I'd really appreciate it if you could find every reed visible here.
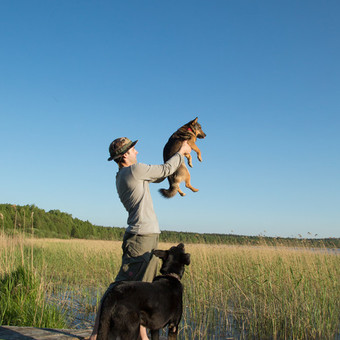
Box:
[1,233,339,339]
[0,213,4,234]
[0,233,68,328]
[182,244,340,339]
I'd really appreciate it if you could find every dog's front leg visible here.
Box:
[150,329,159,340]
[188,142,202,162]
[184,153,193,167]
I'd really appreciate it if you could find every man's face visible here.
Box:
[124,146,138,164]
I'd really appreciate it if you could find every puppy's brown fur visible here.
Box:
[159,117,206,198]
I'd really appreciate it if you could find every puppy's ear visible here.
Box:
[181,253,191,265]
[153,249,168,260]
[177,243,185,249]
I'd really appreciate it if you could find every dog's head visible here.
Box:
[153,243,190,279]
[188,117,206,139]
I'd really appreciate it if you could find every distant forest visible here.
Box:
[0,203,339,248]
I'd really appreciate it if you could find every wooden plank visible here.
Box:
[0,327,91,340]
[0,326,168,340]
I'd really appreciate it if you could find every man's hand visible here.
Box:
[178,141,192,155]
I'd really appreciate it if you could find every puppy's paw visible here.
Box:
[197,155,202,162]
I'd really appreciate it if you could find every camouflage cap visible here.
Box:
[107,137,138,161]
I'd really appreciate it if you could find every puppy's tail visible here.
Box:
[159,186,178,198]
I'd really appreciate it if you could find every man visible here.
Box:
[89,137,191,340]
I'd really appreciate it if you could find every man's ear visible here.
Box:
[153,249,168,260]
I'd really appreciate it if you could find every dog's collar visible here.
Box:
[166,273,181,281]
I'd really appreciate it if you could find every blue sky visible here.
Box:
[1,1,339,238]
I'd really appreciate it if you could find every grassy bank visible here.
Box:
[0,233,68,328]
[1,233,339,339]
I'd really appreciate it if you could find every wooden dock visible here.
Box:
[0,326,92,340]
[0,326,169,340]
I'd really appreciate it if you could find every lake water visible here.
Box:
[51,288,244,339]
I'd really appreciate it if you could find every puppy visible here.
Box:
[159,117,206,198]
[97,243,191,340]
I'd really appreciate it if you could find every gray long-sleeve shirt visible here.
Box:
[115,153,184,235]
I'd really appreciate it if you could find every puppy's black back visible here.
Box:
[163,134,187,162]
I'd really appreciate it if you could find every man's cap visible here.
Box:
[107,137,138,161]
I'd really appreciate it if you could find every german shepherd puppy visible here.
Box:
[97,243,190,340]
[159,117,206,198]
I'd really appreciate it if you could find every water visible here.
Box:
[49,287,243,339]
[50,284,340,340]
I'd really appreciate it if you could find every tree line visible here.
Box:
[0,203,339,248]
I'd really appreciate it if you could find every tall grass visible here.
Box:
[183,244,340,339]
[0,265,68,328]
[1,233,339,339]
[0,233,68,328]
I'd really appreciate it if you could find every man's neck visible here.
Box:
[119,161,136,169]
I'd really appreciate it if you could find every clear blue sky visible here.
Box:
[1,1,339,238]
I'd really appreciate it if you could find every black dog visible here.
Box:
[97,243,191,340]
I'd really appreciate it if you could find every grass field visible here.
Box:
[1,233,339,339]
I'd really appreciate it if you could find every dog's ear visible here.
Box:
[177,243,185,249]
[181,253,191,266]
[153,249,168,260]
[187,117,198,127]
